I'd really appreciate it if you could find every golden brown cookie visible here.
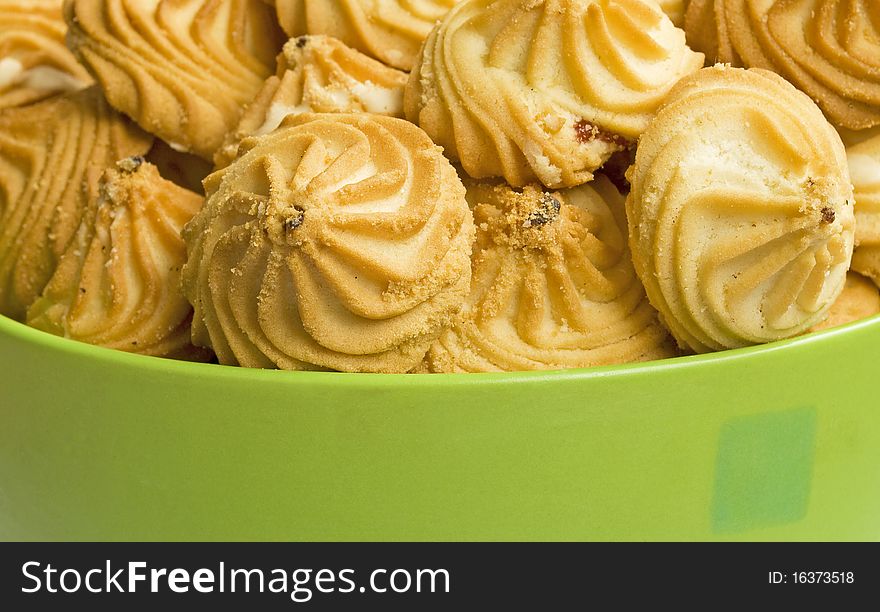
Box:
[406,0,704,188]
[64,0,286,160]
[810,271,880,332]
[627,66,854,353]
[275,0,461,71]
[27,159,212,361]
[845,128,880,286]
[0,0,91,109]
[422,176,677,373]
[683,0,880,131]
[0,87,153,320]
[216,35,408,167]
[181,113,474,373]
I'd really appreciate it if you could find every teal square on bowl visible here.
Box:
[711,407,817,535]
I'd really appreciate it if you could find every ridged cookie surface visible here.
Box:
[406,0,704,188]
[216,35,407,167]
[0,87,152,320]
[684,0,880,130]
[275,0,462,71]
[423,176,677,373]
[0,0,91,109]
[64,0,285,159]
[27,159,212,361]
[182,113,474,373]
[627,66,854,353]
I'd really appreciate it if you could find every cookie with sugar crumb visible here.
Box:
[0,86,153,320]
[27,159,213,362]
[215,35,407,168]
[182,113,474,373]
[422,175,677,373]
[406,0,703,189]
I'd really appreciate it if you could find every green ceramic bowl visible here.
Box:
[1,313,878,541]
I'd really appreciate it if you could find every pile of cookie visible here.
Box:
[0,0,877,373]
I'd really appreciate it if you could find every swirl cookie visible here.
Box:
[27,159,212,361]
[181,113,474,373]
[683,0,880,131]
[810,271,880,332]
[627,66,855,353]
[64,0,286,160]
[275,0,461,71]
[216,35,408,167]
[406,0,704,188]
[0,87,153,320]
[846,129,880,286]
[422,176,677,373]
[0,0,91,109]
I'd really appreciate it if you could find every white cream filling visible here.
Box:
[22,65,86,93]
[0,57,85,93]
[254,102,310,137]
[326,87,352,108]
[253,80,402,140]
[167,141,190,153]
[351,81,404,116]
[0,57,23,89]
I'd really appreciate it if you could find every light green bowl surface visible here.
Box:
[1,314,878,541]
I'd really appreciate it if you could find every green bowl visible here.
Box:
[1,313,878,541]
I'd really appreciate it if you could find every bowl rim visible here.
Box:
[2,313,878,389]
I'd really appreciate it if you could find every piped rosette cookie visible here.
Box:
[181,113,474,373]
[846,129,880,286]
[422,176,677,373]
[27,159,212,361]
[64,0,286,160]
[0,87,153,320]
[275,0,462,71]
[216,35,408,167]
[684,0,880,131]
[0,0,91,109]
[405,0,704,188]
[627,66,855,353]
